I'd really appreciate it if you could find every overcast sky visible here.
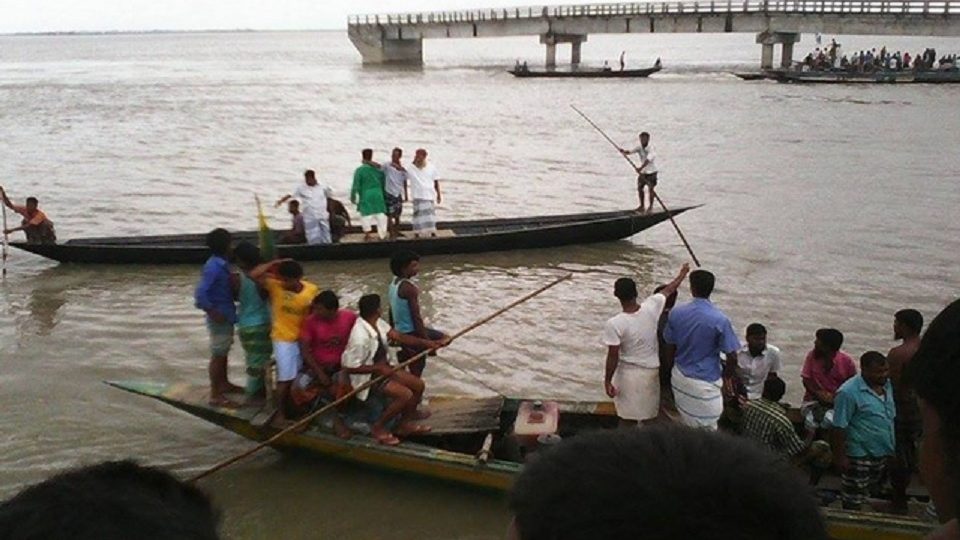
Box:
[3,1,578,33]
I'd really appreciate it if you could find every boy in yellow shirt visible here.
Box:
[251,259,318,425]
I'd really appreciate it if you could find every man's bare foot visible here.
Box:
[209,394,240,408]
[371,427,401,446]
[396,422,432,437]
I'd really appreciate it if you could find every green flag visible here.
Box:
[255,195,276,260]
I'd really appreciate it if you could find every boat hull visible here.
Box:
[10,208,692,264]
[508,66,661,78]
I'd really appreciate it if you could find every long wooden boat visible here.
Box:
[777,69,960,84]
[109,380,934,540]
[508,65,662,78]
[9,208,691,265]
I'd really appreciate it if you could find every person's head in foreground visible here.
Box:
[508,425,827,540]
[911,298,960,533]
[0,460,220,540]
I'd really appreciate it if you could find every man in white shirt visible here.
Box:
[381,147,408,239]
[619,132,659,214]
[276,169,334,245]
[735,323,783,400]
[603,263,690,426]
[406,148,442,238]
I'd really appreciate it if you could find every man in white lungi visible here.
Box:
[603,264,690,426]
[276,169,334,245]
[405,148,442,238]
[663,269,742,430]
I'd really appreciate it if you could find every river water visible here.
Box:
[0,30,958,538]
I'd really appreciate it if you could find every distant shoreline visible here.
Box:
[0,28,343,37]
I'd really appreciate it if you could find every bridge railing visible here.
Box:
[347,0,957,25]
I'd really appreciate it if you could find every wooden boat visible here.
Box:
[776,69,960,84]
[9,208,692,265]
[109,380,934,540]
[508,65,662,78]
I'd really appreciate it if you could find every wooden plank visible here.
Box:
[421,395,504,434]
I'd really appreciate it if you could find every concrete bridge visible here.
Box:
[348,1,960,68]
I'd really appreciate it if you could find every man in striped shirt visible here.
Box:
[742,377,809,459]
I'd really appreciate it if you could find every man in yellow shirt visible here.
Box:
[251,259,318,425]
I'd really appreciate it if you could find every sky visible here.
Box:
[3,0,577,34]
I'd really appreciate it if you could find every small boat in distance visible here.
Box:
[508,63,662,79]
[9,208,694,265]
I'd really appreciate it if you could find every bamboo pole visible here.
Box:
[188,273,572,483]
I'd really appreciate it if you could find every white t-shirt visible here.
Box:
[628,144,658,174]
[293,182,333,222]
[736,344,783,400]
[381,162,407,198]
[407,163,439,201]
[602,293,667,369]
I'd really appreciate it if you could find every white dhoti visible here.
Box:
[360,213,388,239]
[412,199,437,235]
[303,215,331,245]
[671,366,723,430]
[613,363,660,421]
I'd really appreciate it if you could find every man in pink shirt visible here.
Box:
[298,290,358,438]
[800,328,857,431]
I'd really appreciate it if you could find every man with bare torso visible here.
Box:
[888,308,924,514]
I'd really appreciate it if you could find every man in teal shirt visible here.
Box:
[832,351,896,510]
[351,148,388,241]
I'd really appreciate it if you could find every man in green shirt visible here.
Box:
[351,148,388,241]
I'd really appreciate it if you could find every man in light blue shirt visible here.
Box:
[832,351,896,511]
[663,269,741,429]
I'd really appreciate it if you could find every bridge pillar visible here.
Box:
[348,26,424,65]
[756,31,800,70]
[540,33,588,68]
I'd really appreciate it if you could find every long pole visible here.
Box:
[2,202,8,278]
[570,105,701,267]
[188,273,572,483]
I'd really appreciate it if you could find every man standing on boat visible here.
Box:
[406,149,442,238]
[832,351,896,512]
[618,132,658,213]
[887,309,923,514]
[0,186,56,244]
[603,264,689,426]
[276,169,333,245]
[381,147,408,239]
[735,323,783,401]
[663,270,741,430]
[351,149,388,242]
[389,250,447,379]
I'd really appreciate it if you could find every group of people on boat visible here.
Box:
[0,186,56,244]
[276,148,443,245]
[801,40,958,73]
[194,228,449,445]
[603,265,926,513]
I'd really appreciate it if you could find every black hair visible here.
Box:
[288,199,299,208]
[614,278,638,302]
[392,147,403,156]
[0,460,220,540]
[895,309,924,336]
[509,426,827,540]
[911,299,960,498]
[860,350,888,370]
[762,376,787,402]
[314,290,339,310]
[204,228,231,256]
[277,260,303,279]
[359,294,381,318]
[640,131,650,138]
[689,269,715,298]
[232,241,261,268]
[362,148,373,160]
[304,169,315,180]
[746,323,767,337]
[815,328,844,352]
[26,196,38,206]
[390,250,420,277]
